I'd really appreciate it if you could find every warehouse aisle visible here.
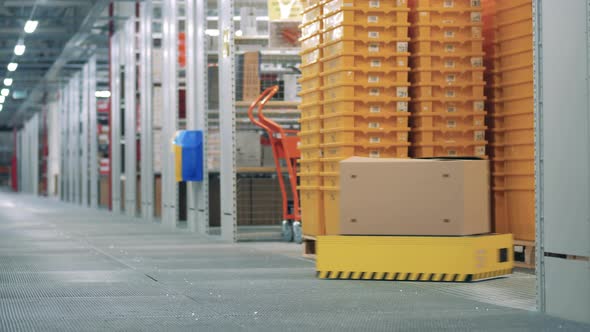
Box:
[0,191,588,332]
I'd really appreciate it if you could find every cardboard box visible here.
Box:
[340,157,491,236]
[242,52,261,101]
[237,132,262,166]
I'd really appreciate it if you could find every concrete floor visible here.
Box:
[0,191,588,331]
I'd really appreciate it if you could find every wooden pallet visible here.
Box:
[303,235,316,259]
[514,240,535,269]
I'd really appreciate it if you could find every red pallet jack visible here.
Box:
[248,86,302,243]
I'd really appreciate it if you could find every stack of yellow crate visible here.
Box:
[319,0,411,235]
[299,0,325,236]
[486,0,535,242]
[408,0,487,158]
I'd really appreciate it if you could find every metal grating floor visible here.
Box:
[0,192,588,331]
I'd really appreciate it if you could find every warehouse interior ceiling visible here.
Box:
[0,0,115,129]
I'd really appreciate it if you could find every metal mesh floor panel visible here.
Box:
[0,192,588,331]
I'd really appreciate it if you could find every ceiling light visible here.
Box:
[24,20,38,33]
[95,90,111,98]
[0,105,3,112]
[7,63,18,72]
[3,78,12,86]
[14,44,25,56]
[1,89,9,97]
[0,96,5,103]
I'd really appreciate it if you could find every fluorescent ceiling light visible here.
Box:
[24,20,38,33]
[7,63,18,72]
[1,89,9,97]
[95,90,111,98]
[3,78,13,86]
[0,96,5,103]
[0,105,3,112]
[14,44,26,56]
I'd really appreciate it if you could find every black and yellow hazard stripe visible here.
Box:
[471,268,513,281]
[317,268,513,283]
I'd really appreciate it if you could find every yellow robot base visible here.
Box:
[316,234,514,282]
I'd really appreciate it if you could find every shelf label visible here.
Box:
[369,150,381,158]
[397,42,408,52]
[471,12,482,22]
[370,59,382,68]
[474,131,485,141]
[474,101,485,111]
[368,122,380,129]
[368,31,380,39]
[368,75,380,83]
[370,105,381,113]
[370,137,381,143]
[444,0,454,8]
[447,120,457,128]
[368,15,379,23]
[369,43,380,52]
[397,101,409,112]
[369,88,380,96]
[370,0,380,8]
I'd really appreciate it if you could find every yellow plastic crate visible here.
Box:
[300,34,322,53]
[322,39,409,58]
[412,84,484,100]
[411,68,484,84]
[410,0,482,10]
[498,46,533,69]
[323,8,409,29]
[322,68,410,86]
[299,74,322,91]
[299,88,322,103]
[323,129,410,146]
[323,114,410,131]
[411,142,486,158]
[300,115,322,131]
[410,39,484,54]
[300,174,322,187]
[411,126,487,143]
[322,53,409,72]
[411,99,485,113]
[321,188,340,235]
[324,0,409,14]
[410,54,484,69]
[412,112,485,128]
[299,144,322,160]
[298,102,323,117]
[496,18,532,38]
[301,48,321,66]
[302,3,322,24]
[409,8,482,25]
[299,158,322,173]
[323,99,410,117]
[495,0,532,24]
[301,20,322,39]
[300,187,326,236]
[322,24,410,44]
[300,61,322,77]
[299,130,322,145]
[410,25,482,40]
[323,83,410,101]
[322,143,411,159]
[501,109,534,131]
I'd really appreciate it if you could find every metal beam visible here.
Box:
[186,0,209,234]
[139,0,154,220]
[124,17,136,217]
[161,0,178,228]
[2,0,92,7]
